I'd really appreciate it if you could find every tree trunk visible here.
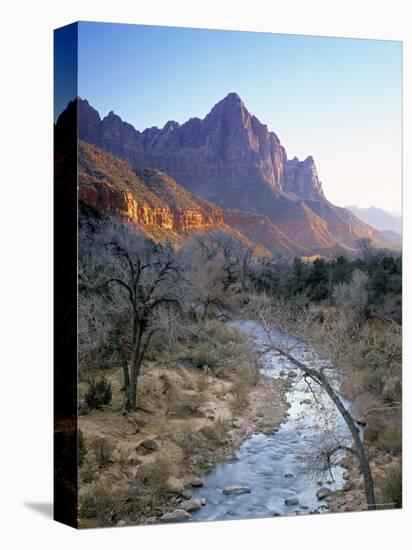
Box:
[127,325,144,411]
[120,353,130,405]
[319,374,376,510]
[128,350,143,411]
[276,347,376,510]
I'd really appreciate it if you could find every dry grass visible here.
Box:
[80,483,113,522]
[378,463,402,509]
[90,437,114,470]
[376,426,402,455]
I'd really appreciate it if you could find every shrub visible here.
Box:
[379,464,402,509]
[231,367,250,413]
[80,461,96,484]
[199,416,230,445]
[376,426,402,455]
[80,484,112,520]
[91,437,113,469]
[78,429,88,467]
[169,426,199,460]
[176,320,252,378]
[135,455,176,508]
[84,376,112,410]
[383,376,402,403]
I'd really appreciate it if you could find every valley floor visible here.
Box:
[78,353,288,527]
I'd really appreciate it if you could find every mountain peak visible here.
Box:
[74,95,326,207]
[222,92,243,103]
[210,92,246,115]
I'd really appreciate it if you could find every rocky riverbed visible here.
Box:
[79,318,390,527]
[186,320,358,522]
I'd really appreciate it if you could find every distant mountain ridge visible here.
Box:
[346,205,402,235]
[56,95,395,254]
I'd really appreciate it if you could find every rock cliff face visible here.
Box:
[77,93,324,207]
[61,94,387,252]
[76,140,225,236]
[283,156,324,199]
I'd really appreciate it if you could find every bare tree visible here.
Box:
[333,269,369,315]
[247,294,377,509]
[79,222,184,410]
[234,241,254,293]
[356,238,373,261]
[182,233,235,319]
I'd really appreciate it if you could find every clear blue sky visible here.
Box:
[72,22,401,212]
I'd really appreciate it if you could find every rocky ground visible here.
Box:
[328,448,401,514]
[78,359,288,527]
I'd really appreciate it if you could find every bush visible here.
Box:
[80,461,96,484]
[78,430,88,467]
[231,362,258,413]
[85,376,112,410]
[176,320,251,378]
[80,484,112,520]
[231,377,249,413]
[199,416,230,445]
[379,464,402,509]
[134,455,176,508]
[91,437,113,469]
[376,426,402,455]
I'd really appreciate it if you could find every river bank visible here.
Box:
[77,322,288,527]
[78,317,399,527]
[186,319,353,522]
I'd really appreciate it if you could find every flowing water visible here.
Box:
[190,319,355,522]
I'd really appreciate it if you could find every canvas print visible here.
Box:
[54,22,402,528]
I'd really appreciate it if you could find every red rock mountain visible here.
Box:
[76,140,232,243]
[58,94,390,253]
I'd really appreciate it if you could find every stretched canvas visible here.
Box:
[54,21,402,528]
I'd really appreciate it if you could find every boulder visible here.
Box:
[288,371,298,378]
[223,485,252,495]
[180,499,202,512]
[189,477,204,488]
[200,498,207,506]
[348,393,380,425]
[165,477,185,494]
[160,509,191,522]
[181,489,192,500]
[135,439,158,455]
[145,517,158,525]
[116,520,126,527]
[317,487,333,500]
[285,496,299,506]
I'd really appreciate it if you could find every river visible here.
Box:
[190,319,356,521]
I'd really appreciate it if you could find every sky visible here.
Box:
[57,22,402,212]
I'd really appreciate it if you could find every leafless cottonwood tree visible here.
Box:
[247,294,377,510]
[182,233,237,319]
[213,232,255,292]
[79,222,184,410]
[182,232,255,320]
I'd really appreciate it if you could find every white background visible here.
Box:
[0,0,410,548]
